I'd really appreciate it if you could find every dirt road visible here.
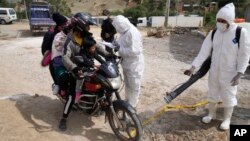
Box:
[0,22,250,141]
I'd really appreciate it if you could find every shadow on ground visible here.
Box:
[9,93,118,141]
[169,33,204,64]
[18,30,45,38]
[138,104,250,141]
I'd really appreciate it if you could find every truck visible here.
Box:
[28,0,55,34]
[0,8,17,24]
[137,17,147,27]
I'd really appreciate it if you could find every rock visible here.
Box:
[147,29,157,37]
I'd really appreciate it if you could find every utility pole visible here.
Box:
[24,0,28,20]
[164,0,170,28]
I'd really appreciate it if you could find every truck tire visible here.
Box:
[0,19,6,24]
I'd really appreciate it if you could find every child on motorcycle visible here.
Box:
[51,19,71,97]
[74,36,100,103]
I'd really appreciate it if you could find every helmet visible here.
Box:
[71,12,96,36]
[73,12,97,26]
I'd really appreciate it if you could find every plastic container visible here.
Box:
[234,18,245,23]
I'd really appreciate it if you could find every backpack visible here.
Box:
[211,26,242,48]
[211,26,250,64]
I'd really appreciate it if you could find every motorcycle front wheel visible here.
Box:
[107,100,143,141]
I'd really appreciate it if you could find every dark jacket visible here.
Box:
[78,49,103,69]
[41,26,60,55]
[62,33,111,71]
[101,18,116,42]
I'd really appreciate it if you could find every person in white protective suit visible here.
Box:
[184,3,250,130]
[112,15,145,108]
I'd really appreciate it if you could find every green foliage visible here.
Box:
[48,0,72,16]
[110,10,123,16]
[16,11,26,20]
[123,0,166,20]
[124,5,147,21]
[0,0,15,8]
[147,10,164,17]
[0,0,8,7]
[205,11,216,28]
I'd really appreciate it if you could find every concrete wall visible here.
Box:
[168,16,203,28]
[148,16,165,27]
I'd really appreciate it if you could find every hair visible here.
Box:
[102,9,110,16]
[83,36,96,49]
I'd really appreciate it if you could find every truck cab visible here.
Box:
[28,1,55,34]
[0,8,17,24]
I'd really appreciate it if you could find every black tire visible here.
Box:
[0,19,6,24]
[107,100,143,141]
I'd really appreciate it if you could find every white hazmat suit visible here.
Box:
[191,3,250,130]
[112,15,144,108]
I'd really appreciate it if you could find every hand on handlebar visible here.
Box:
[72,67,84,78]
[112,40,120,52]
[114,46,120,52]
[94,64,101,70]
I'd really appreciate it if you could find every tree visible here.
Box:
[124,5,147,21]
[0,0,8,7]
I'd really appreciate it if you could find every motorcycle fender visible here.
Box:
[112,100,136,114]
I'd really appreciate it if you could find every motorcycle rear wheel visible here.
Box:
[108,100,143,141]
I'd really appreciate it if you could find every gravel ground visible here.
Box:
[0,22,249,141]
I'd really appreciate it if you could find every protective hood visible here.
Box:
[112,15,131,34]
[216,3,235,25]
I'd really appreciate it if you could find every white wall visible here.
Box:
[149,16,165,27]
[168,16,203,28]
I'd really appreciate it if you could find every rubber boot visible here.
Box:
[219,107,234,130]
[202,102,217,123]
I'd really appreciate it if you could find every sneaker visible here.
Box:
[58,118,67,131]
[52,84,60,95]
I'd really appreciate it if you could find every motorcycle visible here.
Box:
[56,44,143,141]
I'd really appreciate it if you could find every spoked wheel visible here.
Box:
[108,100,143,141]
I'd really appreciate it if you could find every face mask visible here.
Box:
[216,22,228,32]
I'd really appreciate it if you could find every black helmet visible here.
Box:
[74,12,97,26]
[71,12,96,37]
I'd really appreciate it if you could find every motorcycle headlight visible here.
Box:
[108,77,122,90]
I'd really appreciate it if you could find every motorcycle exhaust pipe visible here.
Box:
[164,56,211,104]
